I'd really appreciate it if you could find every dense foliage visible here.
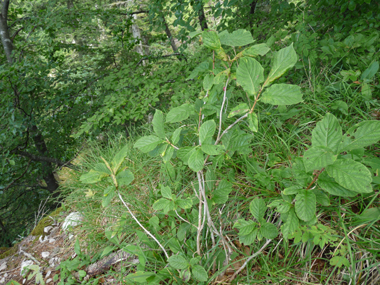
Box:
[1,0,379,283]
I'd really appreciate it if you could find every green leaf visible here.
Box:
[162,146,175,163]
[267,44,297,83]
[100,246,116,258]
[303,146,337,172]
[80,169,109,184]
[166,104,192,123]
[340,121,380,152]
[317,172,357,197]
[187,61,209,80]
[250,198,267,221]
[171,127,182,145]
[243,43,270,57]
[218,29,254,47]
[152,198,173,213]
[199,120,216,144]
[260,222,278,239]
[152,110,166,139]
[228,103,249,118]
[247,112,258,132]
[134,136,163,153]
[295,190,316,222]
[111,144,129,173]
[233,219,257,235]
[201,144,225,155]
[281,209,299,239]
[176,198,193,209]
[331,100,348,115]
[189,30,202,38]
[361,83,372,100]
[312,113,342,154]
[203,74,214,91]
[102,186,115,207]
[236,57,264,95]
[177,146,197,164]
[212,179,233,204]
[192,265,208,281]
[361,61,379,80]
[161,186,172,199]
[74,238,81,255]
[260,84,303,105]
[125,271,154,283]
[202,31,221,50]
[330,256,350,268]
[116,170,134,186]
[326,159,372,193]
[94,163,112,175]
[238,229,258,245]
[168,255,189,270]
[188,148,204,172]
[283,186,303,195]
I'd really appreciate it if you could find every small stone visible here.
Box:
[0,262,7,271]
[44,226,53,234]
[41,252,50,258]
[20,260,33,276]
[46,278,52,283]
[46,270,51,278]
[48,238,56,243]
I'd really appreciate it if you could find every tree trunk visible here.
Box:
[249,0,258,29]
[162,15,178,53]
[197,0,208,31]
[0,0,13,63]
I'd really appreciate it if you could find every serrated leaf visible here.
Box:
[268,199,291,213]
[176,198,193,209]
[202,31,221,50]
[192,265,208,281]
[152,110,166,139]
[233,219,257,235]
[218,29,254,47]
[267,44,297,83]
[250,198,267,221]
[303,146,337,172]
[312,113,342,153]
[261,84,303,105]
[236,57,264,95]
[94,163,112,175]
[243,43,270,57]
[187,61,209,80]
[171,127,182,145]
[295,190,316,222]
[177,146,197,164]
[152,198,173,213]
[116,170,134,186]
[188,148,204,172]
[111,144,129,173]
[317,172,357,197]
[189,30,202,38]
[203,73,214,91]
[201,144,225,155]
[326,159,372,193]
[199,120,216,144]
[260,222,279,239]
[100,246,116,258]
[283,186,303,195]
[330,256,350,268]
[281,209,299,239]
[166,104,192,123]
[238,229,258,245]
[168,255,189,270]
[102,188,115,207]
[134,136,163,153]
[161,186,172,199]
[340,121,380,152]
[228,103,249,118]
[162,146,175,163]
[247,112,258,132]
[80,169,109,184]
[361,61,379,80]
[212,179,233,204]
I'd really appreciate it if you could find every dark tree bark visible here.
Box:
[197,0,208,31]
[0,0,13,63]
[162,15,178,53]
[249,0,259,29]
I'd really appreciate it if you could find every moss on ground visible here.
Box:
[30,207,63,237]
[0,243,18,259]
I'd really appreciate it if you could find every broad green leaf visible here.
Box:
[281,209,299,239]
[152,110,165,139]
[295,190,316,222]
[201,144,225,155]
[233,219,257,235]
[238,229,258,245]
[218,29,254,47]
[236,57,264,95]
[250,198,267,221]
[94,163,112,175]
[260,84,303,105]
[361,82,372,100]
[317,172,357,197]
[192,265,208,282]
[162,146,175,163]
[212,179,233,204]
[340,121,380,152]
[228,103,249,118]
[125,271,154,283]
[361,61,379,80]
[312,113,342,154]
[111,144,129,173]
[202,31,221,50]
[102,187,115,207]
[260,222,279,239]
[199,120,216,144]
[134,135,163,153]
[243,43,270,57]
[100,246,117,258]
[326,159,372,193]
[80,169,108,184]
[203,73,214,91]
[187,61,209,80]
[152,198,173,213]
[313,189,330,206]
[168,255,189,270]
[189,30,202,38]
[330,256,350,268]
[266,44,297,83]
[176,198,193,209]
[116,170,134,186]
[303,146,337,172]
[161,186,172,199]
[177,146,197,164]
[171,127,182,145]
[166,104,192,123]
[247,112,258,132]
[331,100,348,115]
[188,148,204,172]
[283,185,303,195]
[268,199,291,213]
